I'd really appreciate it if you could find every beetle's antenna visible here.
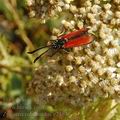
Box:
[33,48,51,63]
[27,45,50,54]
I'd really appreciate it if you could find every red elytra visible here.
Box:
[58,27,87,39]
[28,27,94,63]
[63,35,93,48]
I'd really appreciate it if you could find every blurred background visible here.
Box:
[0,0,51,119]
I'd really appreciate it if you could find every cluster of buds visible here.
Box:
[27,0,120,106]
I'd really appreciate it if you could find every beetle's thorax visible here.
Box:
[52,38,67,49]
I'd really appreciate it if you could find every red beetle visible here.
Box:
[28,28,94,63]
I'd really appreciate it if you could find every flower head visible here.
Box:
[27,0,120,106]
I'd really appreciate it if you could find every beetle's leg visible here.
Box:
[62,48,70,53]
[48,48,61,57]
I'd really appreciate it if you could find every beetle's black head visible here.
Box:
[52,38,67,49]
